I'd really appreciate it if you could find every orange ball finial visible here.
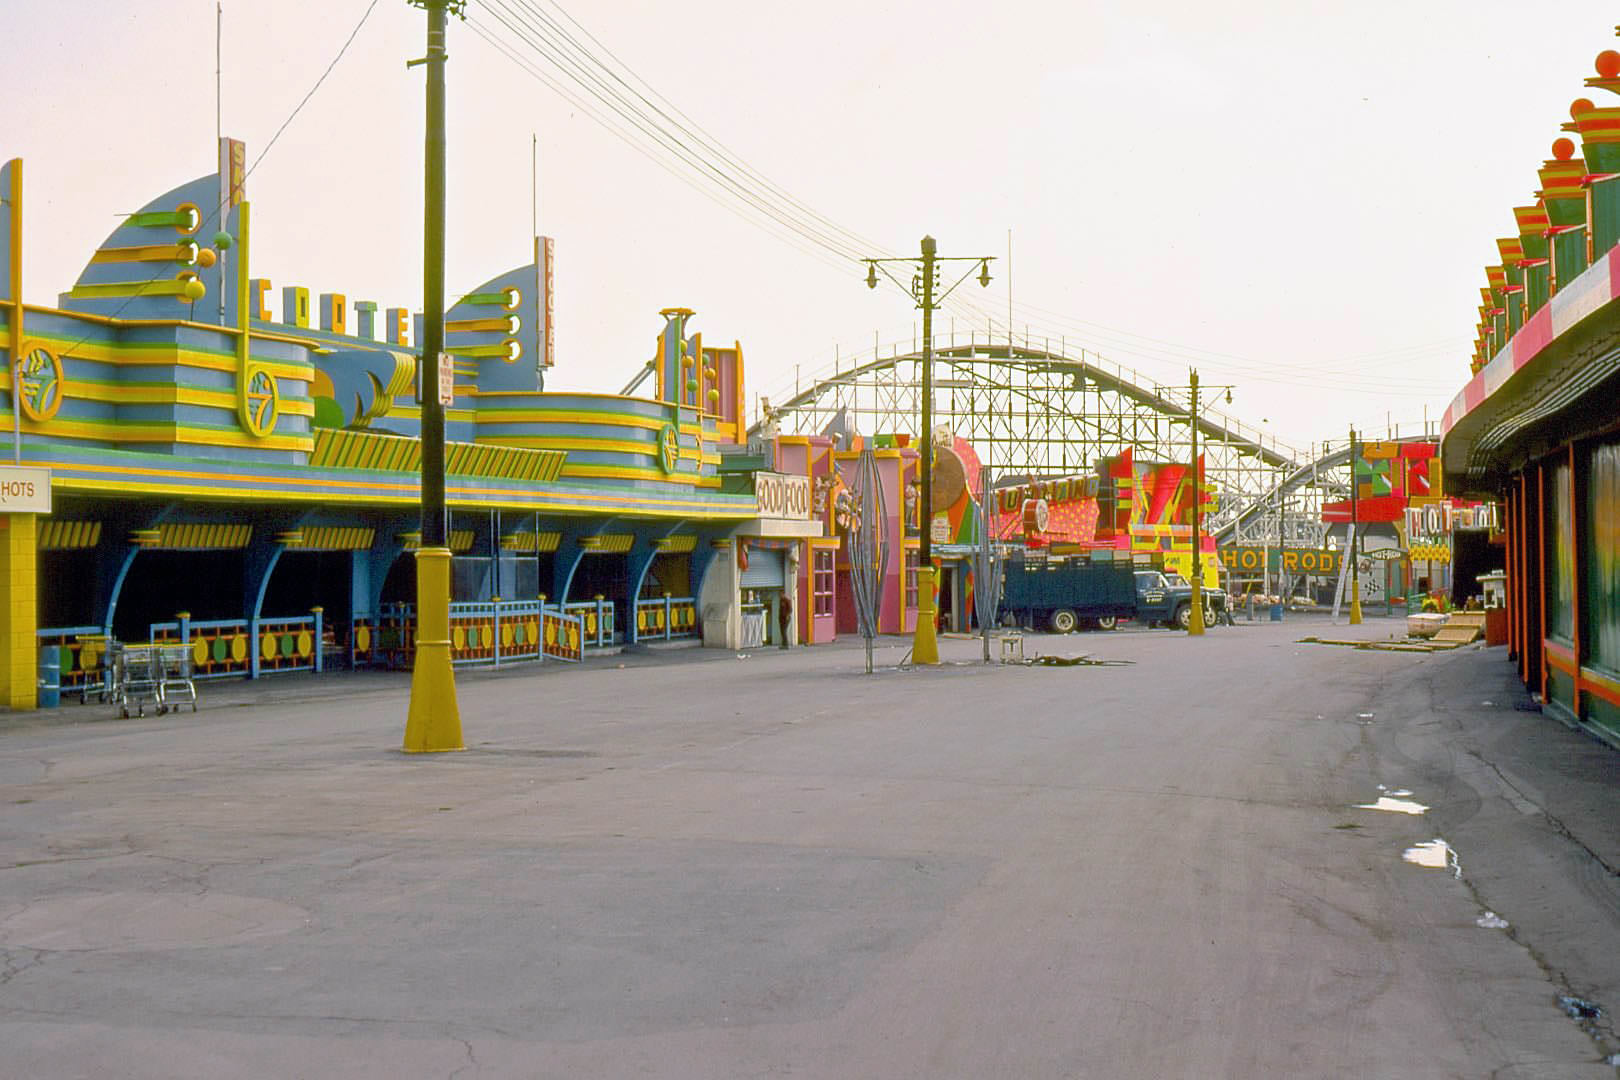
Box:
[1552,137,1576,161]
[1597,49,1620,78]
[1571,97,1596,120]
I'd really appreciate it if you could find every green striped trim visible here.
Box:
[126,209,197,229]
[309,428,565,483]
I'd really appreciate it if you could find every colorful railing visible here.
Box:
[35,625,114,696]
[361,600,585,667]
[562,598,615,649]
[633,595,699,642]
[542,606,584,662]
[149,611,323,678]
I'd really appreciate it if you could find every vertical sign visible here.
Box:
[437,353,454,407]
[541,235,556,368]
[218,137,246,211]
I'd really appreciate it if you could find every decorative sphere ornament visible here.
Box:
[685,378,699,394]
[213,230,233,250]
[1598,50,1620,79]
[182,278,207,301]
[1571,97,1596,120]
[196,248,217,268]
[706,388,720,404]
[1553,137,1576,161]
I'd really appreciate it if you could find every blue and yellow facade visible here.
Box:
[0,140,778,706]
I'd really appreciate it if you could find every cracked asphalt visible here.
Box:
[2,615,1618,1078]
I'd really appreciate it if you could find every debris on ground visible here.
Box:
[1558,995,1603,1020]
[1023,654,1136,668]
[1297,636,1458,653]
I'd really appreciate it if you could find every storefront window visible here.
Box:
[813,549,835,617]
[904,549,919,610]
[1586,440,1620,673]
[1547,460,1574,644]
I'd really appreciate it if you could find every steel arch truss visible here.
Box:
[752,341,1340,538]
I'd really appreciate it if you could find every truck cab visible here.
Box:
[1134,570,1227,629]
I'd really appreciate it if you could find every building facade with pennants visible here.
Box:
[1442,38,1620,748]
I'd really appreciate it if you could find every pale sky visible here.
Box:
[7,1,1619,451]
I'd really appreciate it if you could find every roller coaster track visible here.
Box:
[749,338,1333,534]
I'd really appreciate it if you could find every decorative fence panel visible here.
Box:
[543,607,584,662]
[449,603,498,666]
[634,596,699,642]
[495,601,544,663]
[562,599,615,649]
[149,618,256,680]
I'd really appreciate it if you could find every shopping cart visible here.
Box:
[76,634,116,704]
[111,642,198,717]
[112,643,162,718]
[156,643,197,713]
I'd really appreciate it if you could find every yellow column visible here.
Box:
[0,513,38,709]
[913,565,940,665]
[404,546,463,752]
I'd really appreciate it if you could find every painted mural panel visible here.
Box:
[1547,460,1575,644]
[1586,440,1620,675]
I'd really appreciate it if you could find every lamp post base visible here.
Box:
[912,565,940,666]
[1349,595,1364,626]
[404,546,464,753]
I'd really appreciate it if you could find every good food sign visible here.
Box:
[754,471,811,520]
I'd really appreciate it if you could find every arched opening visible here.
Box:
[379,552,417,607]
[39,550,98,629]
[260,550,354,660]
[111,550,245,642]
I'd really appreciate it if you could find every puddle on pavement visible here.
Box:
[1357,795,1430,815]
[1402,838,1461,877]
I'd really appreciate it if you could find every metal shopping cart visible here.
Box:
[76,634,116,704]
[155,643,197,713]
[112,643,162,718]
[110,642,197,717]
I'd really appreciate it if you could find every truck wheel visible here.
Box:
[1173,603,1191,630]
[1095,615,1118,631]
[1204,603,1219,628]
[1049,608,1078,634]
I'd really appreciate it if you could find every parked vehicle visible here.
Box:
[1135,570,1228,629]
[1000,553,1138,632]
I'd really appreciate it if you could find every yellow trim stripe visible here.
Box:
[579,533,634,554]
[38,520,103,550]
[39,459,755,517]
[501,530,562,553]
[289,526,376,551]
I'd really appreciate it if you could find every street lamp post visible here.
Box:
[864,237,993,665]
[1183,371,1234,635]
[1189,370,1205,635]
[403,0,465,752]
[1349,425,1363,625]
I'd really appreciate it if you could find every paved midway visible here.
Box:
[3,617,1618,1078]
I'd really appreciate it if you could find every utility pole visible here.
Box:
[403,0,465,752]
[1188,370,1205,635]
[1348,425,1363,626]
[864,237,993,665]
